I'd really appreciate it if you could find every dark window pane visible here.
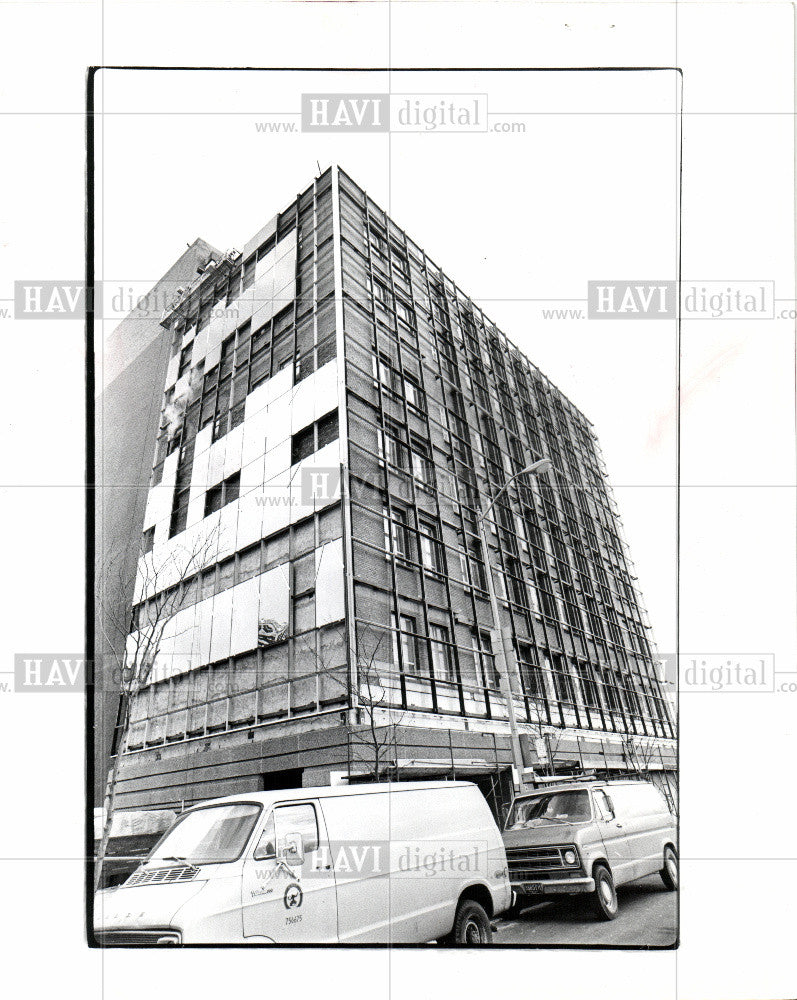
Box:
[292,425,315,465]
[316,410,339,449]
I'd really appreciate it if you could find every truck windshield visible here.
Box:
[148,803,261,865]
[506,790,591,829]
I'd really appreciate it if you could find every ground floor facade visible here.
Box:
[111,707,677,824]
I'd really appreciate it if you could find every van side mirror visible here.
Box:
[277,832,304,864]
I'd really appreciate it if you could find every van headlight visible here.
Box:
[563,850,577,866]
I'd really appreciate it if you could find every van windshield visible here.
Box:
[148,803,261,865]
[506,790,591,829]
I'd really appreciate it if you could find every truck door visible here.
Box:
[592,788,633,884]
[241,801,338,943]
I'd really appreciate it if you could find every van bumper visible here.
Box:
[512,876,595,896]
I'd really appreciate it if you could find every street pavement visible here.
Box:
[494,875,677,946]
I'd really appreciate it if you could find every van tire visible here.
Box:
[448,899,493,944]
[591,865,619,920]
[505,894,528,919]
[660,847,678,890]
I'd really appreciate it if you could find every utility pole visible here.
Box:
[475,458,553,795]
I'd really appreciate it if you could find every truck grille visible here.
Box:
[125,864,199,887]
[505,845,578,880]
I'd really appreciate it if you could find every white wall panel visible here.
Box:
[241,406,269,469]
[167,603,198,677]
[164,351,180,391]
[229,577,260,657]
[206,436,226,488]
[258,564,290,632]
[242,216,277,262]
[264,366,292,408]
[189,441,210,503]
[312,360,339,420]
[249,295,277,337]
[217,500,240,561]
[208,588,233,664]
[315,538,344,626]
[236,478,266,551]
[261,475,292,537]
[244,379,270,422]
[185,494,205,530]
[223,422,245,478]
[190,323,208,369]
[290,377,315,435]
[253,246,275,286]
[263,437,291,482]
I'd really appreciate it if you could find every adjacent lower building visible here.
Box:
[103,166,676,822]
[94,236,219,806]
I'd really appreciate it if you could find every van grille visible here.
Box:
[125,864,199,887]
[505,845,578,880]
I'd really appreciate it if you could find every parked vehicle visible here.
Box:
[502,779,677,920]
[94,781,511,945]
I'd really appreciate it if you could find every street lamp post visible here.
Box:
[475,459,553,794]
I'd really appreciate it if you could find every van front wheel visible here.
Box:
[660,847,678,890]
[448,899,493,944]
[591,865,619,920]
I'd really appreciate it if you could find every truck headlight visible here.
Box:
[563,850,577,865]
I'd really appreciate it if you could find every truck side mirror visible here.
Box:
[278,832,304,864]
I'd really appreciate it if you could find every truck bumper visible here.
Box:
[512,876,595,896]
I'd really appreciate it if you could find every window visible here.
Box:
[204,472,241,516]
[291,425,315,465]
[380,421,408,469]
[593,789,615,821]
[291,410,339,465]
[384,506,410,559]
[169,486,191,538]
[275,803,319,856]
[429,624,454,681]
[403,375,422,410]
[253,803,320,861]
[607,783,657,820]
[576,661,601,709]
[178,343,192,379]
[517,644,546,701]
[397,614,419,675]
[242,256,256,291]
[410,437,434,487]
[253,811,277,860]
[150,803,261,865]
[142,526,155,555]
[317,410,339,449]
[599,667,625,713]
[418,518,443,573]
[472,630,498,689]
[466,538,487,590]
[551,653,577,705]
[395,298,414,325]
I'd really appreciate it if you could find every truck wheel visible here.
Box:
[592,865,619,920]
[450,899,493,944]
[660,847,678,890]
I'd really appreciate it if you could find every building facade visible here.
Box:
[107,166,676,820]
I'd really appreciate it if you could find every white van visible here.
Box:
[94,781,511,945]
[503,779,677,920]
